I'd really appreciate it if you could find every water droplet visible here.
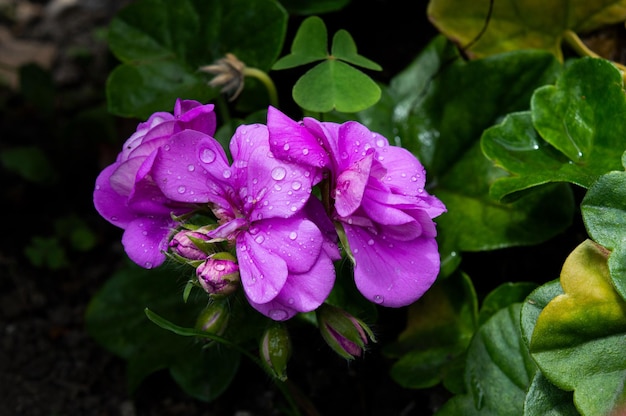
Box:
[110,216,118,221]
[373,295,384,304]
[269,309,288,320]
[200,148,216,164]
[288,298,294,305]
[142,231,148,236]
[223,169,232,179]
[271,166,286,181]
[289,231,297,240]
[290,206,297,212]
[215,263,225,271]
[145,262,153,269]
[376,138,385,147]
[163,144,171,151]
[353,248,359,254]
[177,185,186,194]
[283,143,290,150]
[255,235,265,244]
[291,181,302,191]
[302,148,309,155]
[367,239,374,246]
[341,151,348,159]
[187,164,195,172]
[410,176,418,182]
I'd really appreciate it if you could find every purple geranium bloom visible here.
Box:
[93,99,216,268]
[152,123,340,320]
[267,107,446,307]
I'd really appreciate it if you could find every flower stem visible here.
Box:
[562,30,626,75]
[243,67,279,108]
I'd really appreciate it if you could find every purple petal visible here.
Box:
[303,197,341,260]
[336,121,387,170]
[334,152,373,217]
[267,106,329,173]
[247,297,297,321]
[174,99,217,135]
[93,164,135,228]
[247,216,323,274]
[273,249,336,312]
[236,232,288,304]
[375,146,428,195]
[344,223,440,307]
[152,130,231,205]
[122,217,174,269]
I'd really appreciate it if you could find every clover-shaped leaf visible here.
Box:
[529,240,626,416]
[582,163,626,301]
[427,0,626,60]
[482,58,626,202]
[435,303,537,415]
[273,16,381,113]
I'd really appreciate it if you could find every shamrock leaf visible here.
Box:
[482,57,626,202]
[273,16,382,113]
[528,240,626,416]
[427,0,626,60]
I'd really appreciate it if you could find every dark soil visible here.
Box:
[0,1,621,415]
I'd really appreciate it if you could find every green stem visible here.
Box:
[144,308,304,415]
[562,30,626,74]
[243,67,279,108]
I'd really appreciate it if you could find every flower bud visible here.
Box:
[169,229,212,261]
[260,324,291,381]
[196,252,240,297]
[195,300,229,338]
[316,303,376,360]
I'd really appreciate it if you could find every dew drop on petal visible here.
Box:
[289,231,297,240]
[145,262,153,269]
[255,235,265,244]
[223,169,232,179]
[367,239,374,246]
[269,309,288,320]
[302,148,309,155]
[187,164,195,172]
[376,139,385,147]
[177,185,186,194]
[283,143,290,151]
[200,148,216,164]
[373,295,384,304]
[291,181,302,191]
[215,263,226,271]
[271,166,287,181]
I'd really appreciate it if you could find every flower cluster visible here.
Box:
[94,99,446,321]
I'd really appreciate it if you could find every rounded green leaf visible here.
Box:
[436,304,537,415]
[582,169,626,300]
[530,240,626,416]
[331,30,382,71]
[292,60,381,113]
[479,282,538,326]
[427,0,626,60]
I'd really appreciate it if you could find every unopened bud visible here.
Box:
[316,303,376,360]
[195,300,229,338]
[169,229,212,261]
[196,252,240,297]
[260,324,291,381]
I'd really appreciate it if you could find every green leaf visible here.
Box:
[435,304,538,415]
[85,262,241,400]
[278,0,350,15]
[478,282,538,326]
[427,0,626,60]
[482,58,626,201]
[272,16,328,70]
[331,30,382,71]
[107,0,287,118]
[581,168,626,301]
[292,60,381,113]
[384,37,571,253]
[386,271,478,392]
[529,240,626,416]
[525,372,579,416]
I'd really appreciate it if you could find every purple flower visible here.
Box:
[196,253,240,296]
[267,107,446,307]
[152,123,340,320]
[93,99,217,269]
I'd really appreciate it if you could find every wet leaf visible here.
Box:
[482,58,626,202]
[427,0,626,60]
